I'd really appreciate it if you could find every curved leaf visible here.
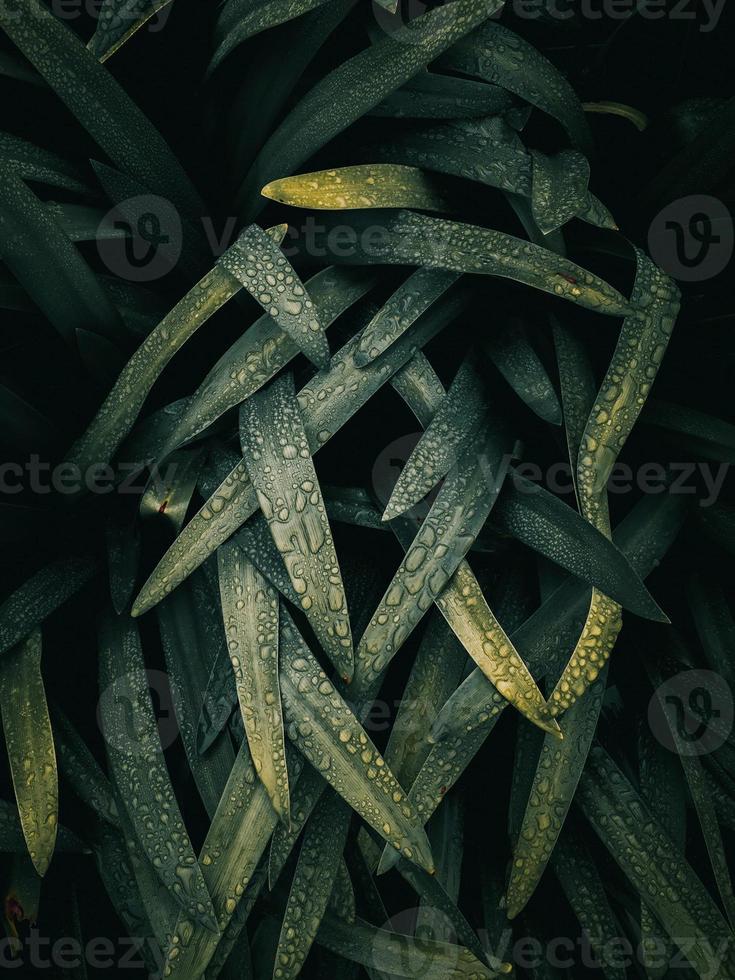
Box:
[484,318,562,424]
[370,70,513,120]
[87,0,174,62]
[0,0,204,219]
[389,353,558,737]
[492,473,667,620]
[163,744,303,978]
[66,225,287,477]
[314,913,506,978]
[210,0,329,73]
[302,211,633,316]
[0,131,89,191]
[549,250,680,714]
[0,555,97,657]
[358,438,508,687]
[438,20,594,156]
[551,832,626,980]
[577,745,735,979]
[0,172,124,346]
[0,631,57,876]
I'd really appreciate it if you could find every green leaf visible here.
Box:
[484,318,562,424]
[638,723,687,979]
[268,763,327,889]
[395,492,687,886]
[219,223,331,369]
[382,351,487,520]
[0,630,58,876]
[696,502,735,557]
[577,744,735,978]
[0,555,97,657]
[238,0,505,216]
[87,0,175,63]
[274,791,352,979]
[217,543,290,822]
[66,225,286,477]
[0,131,90,191]
[367,115,533,199]
[239,372,354,681]
[164,744,304,978]
[0,0,203,219]
[0,797,83,855]
[387,352,558,737]
[156,574,236,819]
[89,819,157,951]
[279,608,435,874]
[0,172,124,346]
[97,611,219,932]
[91,159,210,283]
[438,21,594,157]
[688,572,735,689]
[140,446,204,535]
[314,913,507,978]
[551,315,597,503]
[210,0,330,73]
[367,118,613,233]
[505,666,609,920]
[646,646,735,929]
[551,831,626,980]
[357,437,508,687]
[52,704,119,827]
[131,288,468,617]
[302,211,633,316]
[530,149,593,235]
[109,779,180,949]
[383,610,469,795]
[163,266,375,456]
[369,70,513,119]
[226,0,355,176]
[356,268,460,368]
[549,250,680,715]
[492,473,667,620]
[397,856,493,972]
[641,398,735,465]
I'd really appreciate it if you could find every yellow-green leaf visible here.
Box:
[262,164,450,212]
[0,631,57,877]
